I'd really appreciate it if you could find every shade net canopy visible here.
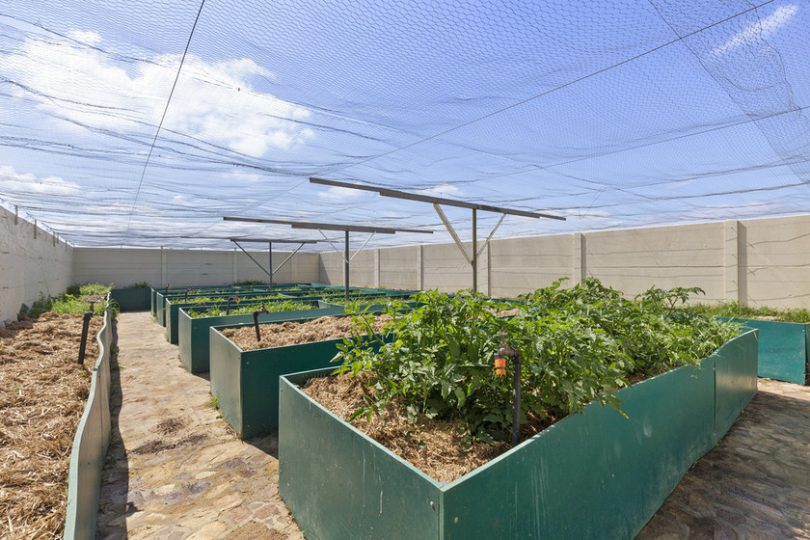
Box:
[0,0,809,249]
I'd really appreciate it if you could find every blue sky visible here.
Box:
[1,0,809,249]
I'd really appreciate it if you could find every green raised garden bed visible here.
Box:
[278,330,758,540]
[111,286,151,312]
[209,319,387,438]
[723,317,809,385]
[164,293,299,344]
[178,301,345,374]
[157,288,282,327]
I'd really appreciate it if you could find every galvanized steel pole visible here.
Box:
[268,241,273,286]
[472,208,478,292]
[344,230,350,301]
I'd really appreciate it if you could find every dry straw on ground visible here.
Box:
[0,313,102,539]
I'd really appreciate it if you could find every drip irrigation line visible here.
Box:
[124,0,207,237]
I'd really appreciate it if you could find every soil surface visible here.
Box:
[303,374,507,483]
[222,315,389,351]
[96,312,302,539]
[0,312,103,539]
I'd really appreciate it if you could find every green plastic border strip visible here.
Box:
[63,295,117,540]
[111,286,150,312]
[720,317,808,385]
[279,330,758,539]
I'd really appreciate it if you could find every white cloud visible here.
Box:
[317,185,369,201]
[3,31,314,157]
[0,165,81,196]
[711,4,798,56]
[66,30,103,45]
[419,183,462,197]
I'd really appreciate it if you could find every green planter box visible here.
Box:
[164,293,301,344]
[111,287,151,312]
[725,317,809,385]
[278,331,758,540]
[159,288,285,329]
[209,319,385,439]
[178,302,345,374]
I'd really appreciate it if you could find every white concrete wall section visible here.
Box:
[73,247,321,288]
[0,206,73,321]
[314,215,810,309]
[584,222,725,303]
[73,248,162,287]
[489,235,573,297]
[743,215,810,309]
[379,246,421,290]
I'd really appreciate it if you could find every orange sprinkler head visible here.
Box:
[494,356,507,376]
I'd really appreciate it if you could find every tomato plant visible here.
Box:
[333,279,739,442]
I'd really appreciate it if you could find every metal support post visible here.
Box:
[344,230,350,301]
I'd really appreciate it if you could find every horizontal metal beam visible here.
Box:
[228,238,320,244]
[310,177,566,220]
[181,235,320,244]
[222,216,433,235]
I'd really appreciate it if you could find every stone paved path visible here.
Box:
[640,379,810,539]
[96,312,303,539]
[97,312,810,539]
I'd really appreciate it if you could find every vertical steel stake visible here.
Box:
[77,311,92,365]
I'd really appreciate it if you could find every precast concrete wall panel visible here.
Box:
[0,207,73,321]
[585,222,725,302]
[743,215,810,309]
[379,245,421,290]
[489,235,573,297]
[73,248,161,288]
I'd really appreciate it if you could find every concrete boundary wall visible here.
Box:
[0,206,74,321]
[317,215,810,309]
[73,248,320,288]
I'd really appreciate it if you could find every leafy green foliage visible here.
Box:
[66,283,111,296]
[175,292,287,305]
[189,300,316,318]
[686,301,810,323]
[50,294,107,315]
[333,279,740,442]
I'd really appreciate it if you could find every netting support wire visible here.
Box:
[433,204,507,292]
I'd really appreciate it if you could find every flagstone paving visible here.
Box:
[96,312,302,539]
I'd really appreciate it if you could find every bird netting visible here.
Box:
[0,0,808,250]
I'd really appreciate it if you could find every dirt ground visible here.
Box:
[222,314,388,351]
[0,312,103,539]
[95,312,302,539]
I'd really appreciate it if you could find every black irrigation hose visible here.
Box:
[253,304,269,341]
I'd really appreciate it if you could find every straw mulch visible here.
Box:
[223,315,389,351]
[0,313,102,539]
[303,374,508,483]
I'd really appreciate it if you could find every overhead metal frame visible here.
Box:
[222,216,433,299]
[309,177,566,292]
[180,235,320,285]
